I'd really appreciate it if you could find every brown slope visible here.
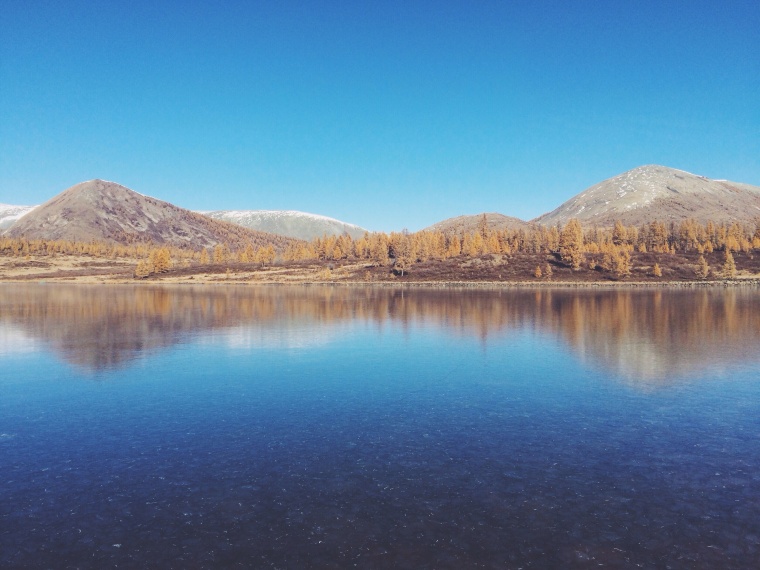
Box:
[5,179,297,250]
[533,165,760,228]
[423,212,530,234]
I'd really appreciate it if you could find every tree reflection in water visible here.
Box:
[1,284,758,385]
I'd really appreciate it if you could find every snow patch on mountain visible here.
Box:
[0,204,38,230]
[201,209,369,241]
[207,209,361,227]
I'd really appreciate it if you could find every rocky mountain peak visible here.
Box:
[533,165,760,228]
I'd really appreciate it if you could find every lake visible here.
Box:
[1,284,759,569]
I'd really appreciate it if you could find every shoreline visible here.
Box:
[2,251,759,289]
[2,276,759,289]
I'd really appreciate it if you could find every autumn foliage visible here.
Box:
[2,215,760,281]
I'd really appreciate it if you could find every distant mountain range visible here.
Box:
[3,166,759,247]
[424,165,760,232]
[201,210,368,241]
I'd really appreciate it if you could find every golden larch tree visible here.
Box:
[723,249,737,279]
[559,219,584,270]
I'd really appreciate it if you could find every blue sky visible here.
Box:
[1,1,758,231]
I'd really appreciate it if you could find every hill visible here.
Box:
[4,179,296,250]
[202,210,368,241]
[424,212,530,234]
[0,204,37,230]
[534,165,760,228]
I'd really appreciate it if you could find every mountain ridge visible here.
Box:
[4,179,296,250]
[532,165,760,228]
[3,165,759,244]
[202,209,368,241]
[423,212,530,234]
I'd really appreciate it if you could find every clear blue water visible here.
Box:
[1,284,760,568]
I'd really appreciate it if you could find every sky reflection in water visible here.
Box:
[1,284,759,568]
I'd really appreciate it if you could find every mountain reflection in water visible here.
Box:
[1,284,758,385]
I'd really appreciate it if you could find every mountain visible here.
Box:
[534,165,760,228]
[202,210,368,241]
[0,204,37,230]
[424,212,530,234]
[4,179,296,250]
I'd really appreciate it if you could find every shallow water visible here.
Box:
[1,284,759,568]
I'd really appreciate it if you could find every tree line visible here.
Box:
[2,215,759,279]
[282,216,759,278]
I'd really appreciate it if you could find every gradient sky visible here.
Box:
[1,0,758,231]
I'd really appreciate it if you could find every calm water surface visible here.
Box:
[1,284,759,569]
